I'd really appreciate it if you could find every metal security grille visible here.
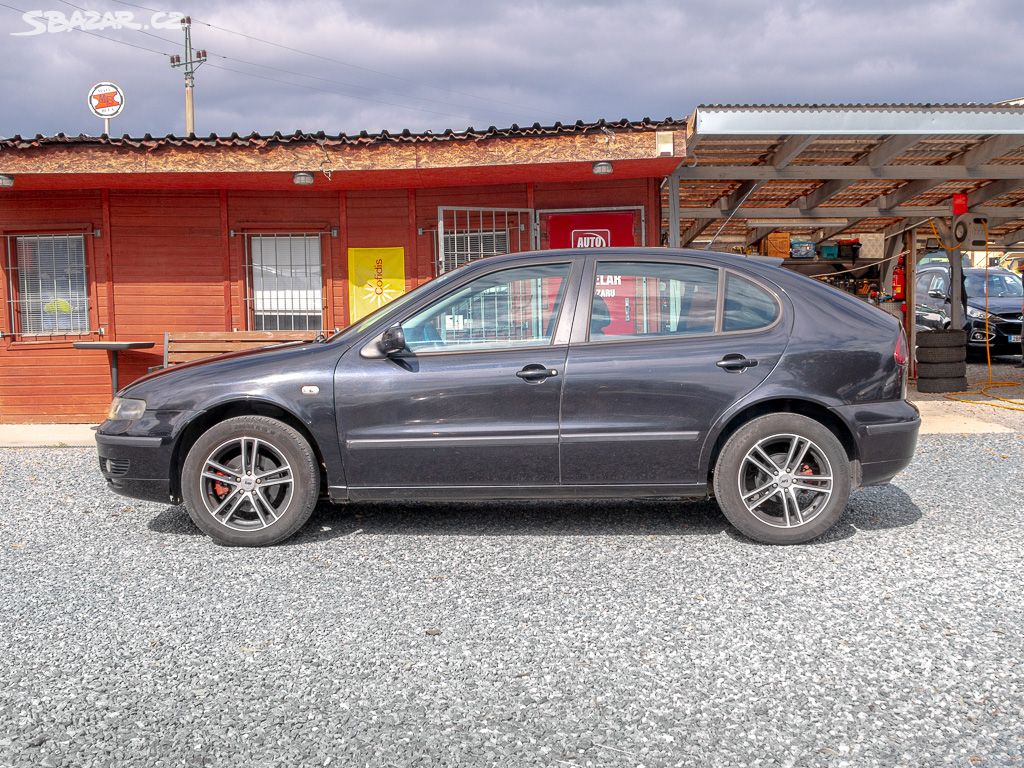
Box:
[4,234,90,337]
[436,207,535,274]
[244,233,324,331]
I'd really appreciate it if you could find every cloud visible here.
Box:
[0,0,1021,137]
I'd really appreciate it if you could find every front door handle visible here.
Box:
[516,364,559,382]
[716,354,758,372]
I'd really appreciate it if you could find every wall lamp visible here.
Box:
[292,171,315,186]
[592,161,614,176]
[0,174,14,188]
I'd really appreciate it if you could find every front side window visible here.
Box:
[247,234,323,331]
[928,274,948,296]
[589,262,719,340]
[6,234,90,336]
[402,263,570,353]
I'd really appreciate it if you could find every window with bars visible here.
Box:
[4,234,90,337]
[440,231,510,273]
[245,234,324,331]
[436,207,534,274]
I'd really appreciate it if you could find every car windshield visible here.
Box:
[964,273,1023,299]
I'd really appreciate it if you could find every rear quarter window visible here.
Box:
[723,273,780,332]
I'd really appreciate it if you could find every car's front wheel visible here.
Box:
[181,415,320,546]
[712,413,851,544]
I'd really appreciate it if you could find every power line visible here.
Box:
[2,1,481,123]
[105,0,562,119]
[44,0,531,123]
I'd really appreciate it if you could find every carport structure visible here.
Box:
[665,103,1024,251]
[662,103,1024,355]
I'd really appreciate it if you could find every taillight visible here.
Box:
[894,330,909,367]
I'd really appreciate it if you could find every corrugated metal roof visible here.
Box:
[696,103,1024,112]
[0,117,684,151]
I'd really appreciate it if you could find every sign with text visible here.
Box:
[545,211,638,334]
[348,247,406,322]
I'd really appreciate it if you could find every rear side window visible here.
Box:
[722,273,780,332]
[590,262,719,340]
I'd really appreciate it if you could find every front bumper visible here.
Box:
[966,318,1022,355]
[831,400,921,487]
[96,411,191,504]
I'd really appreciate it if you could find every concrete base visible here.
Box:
[913,400,1013,435]
[0,423,98,447]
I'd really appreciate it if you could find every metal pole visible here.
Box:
[170,16,205,135]
[667,169,681,248]
[103,117,110,135]
[185,80,195,135]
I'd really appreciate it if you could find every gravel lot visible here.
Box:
[1,434,1022,767]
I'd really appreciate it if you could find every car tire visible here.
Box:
[916,330,967,348]
[712,413,851,545]
[917,361,968,378]
[181,415,320,546]
[915,346,966,364]
[916,376,969,393]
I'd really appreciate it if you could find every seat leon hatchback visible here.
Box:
[95,248,920,546]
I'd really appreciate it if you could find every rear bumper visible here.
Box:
[832,400,921,487]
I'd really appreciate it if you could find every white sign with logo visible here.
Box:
[87,82,125,119]
[87,81,125,135]
[572,229,610,248]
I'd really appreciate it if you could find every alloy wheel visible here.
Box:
[737,433,834,529]
[198,436,294,531]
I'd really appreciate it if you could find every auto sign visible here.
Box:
[87,82,125,119]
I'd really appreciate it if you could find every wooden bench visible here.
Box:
[160,330,320,368]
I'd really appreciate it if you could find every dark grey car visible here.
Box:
[95,248,920,546]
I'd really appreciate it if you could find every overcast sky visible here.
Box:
[0,0,1020,137]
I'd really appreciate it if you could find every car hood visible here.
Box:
[966,296,1023,316]
[119,340,346,410]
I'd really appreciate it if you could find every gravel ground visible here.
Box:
[1,436,1022,768]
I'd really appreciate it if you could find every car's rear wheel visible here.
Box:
[712,414,851,544]
[181,415,319,546]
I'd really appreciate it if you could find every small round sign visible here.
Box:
[87,82,125,119]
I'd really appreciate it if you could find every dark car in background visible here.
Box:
[916,265,1024,357]
[94,248,919,547]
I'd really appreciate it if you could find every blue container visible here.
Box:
[790,240,816,259]
[819,243,839,260]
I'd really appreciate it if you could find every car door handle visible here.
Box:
[716,354,758,372]
[516,365,559,382]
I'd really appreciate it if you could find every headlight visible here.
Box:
[107,397,147,421]
[965,306,1000,322]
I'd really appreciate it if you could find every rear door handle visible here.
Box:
[516,364,559,382]
[717,354,758,372]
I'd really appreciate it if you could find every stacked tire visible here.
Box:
[916,330,968,393]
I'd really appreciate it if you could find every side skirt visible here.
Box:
[329,483,710,503]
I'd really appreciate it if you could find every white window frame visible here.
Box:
[243,232,326,331]
[4,233,92,338]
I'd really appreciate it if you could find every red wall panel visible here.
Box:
[0,177,658,423]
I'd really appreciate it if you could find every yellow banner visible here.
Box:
[347,246,406,322]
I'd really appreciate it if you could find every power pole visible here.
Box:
[169,16,207,135]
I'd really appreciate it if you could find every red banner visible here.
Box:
[545,211,637,335]
[545,211,636,250]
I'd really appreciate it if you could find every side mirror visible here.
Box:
[928,289,946,299]
[377,324,407,356]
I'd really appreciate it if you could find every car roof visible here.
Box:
[918,264,1017,275]
[462,247,784,271]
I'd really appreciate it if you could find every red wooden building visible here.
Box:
[0,119,683,422]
